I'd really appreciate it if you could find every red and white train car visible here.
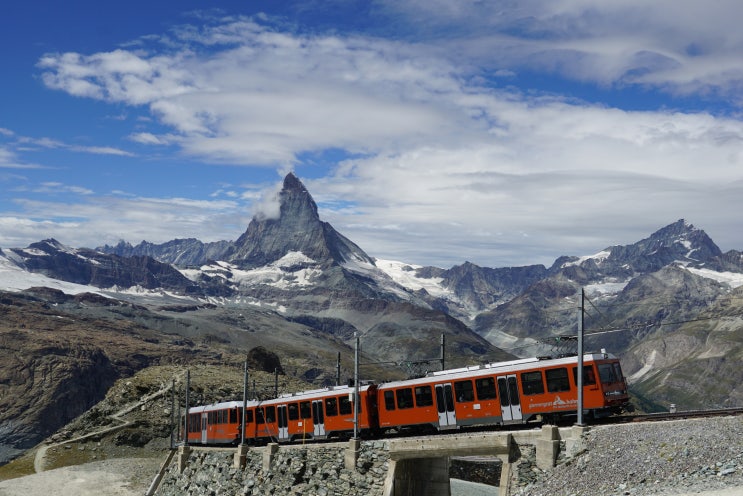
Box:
[185,384,378,445]
[376,352,628,433]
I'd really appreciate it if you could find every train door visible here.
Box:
[201,413,208,444]
[312,400,325,437]
[434,383,457,429]
[277,405,289,441]
[497,375,523,423]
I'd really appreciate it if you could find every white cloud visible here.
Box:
[3,194,248,249]
[19,9,743,267]
[381,0,743,98]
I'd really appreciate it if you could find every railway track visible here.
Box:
[599,406,743,424]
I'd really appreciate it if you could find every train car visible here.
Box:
[254,384,378,443]
[376,351,628,433]
[185,400,260,445]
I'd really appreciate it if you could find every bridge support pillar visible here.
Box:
[177,445,192,474]
[536,425,560,470]
[388,457,450,496]
[234,444,249,469]
[263,443,279,471]
[345,438,361,470]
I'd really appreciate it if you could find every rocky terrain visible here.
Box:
[514,416,743,496]
[0,361,313,481]
[0,287,400,465]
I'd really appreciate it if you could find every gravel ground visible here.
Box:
[0,457,163,496]
[514,416,743,496]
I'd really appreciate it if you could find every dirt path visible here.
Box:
[0,458,162,496]
[33,379,176,473]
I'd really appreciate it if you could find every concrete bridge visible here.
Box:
[381,426,585,496]
[152,425,587,496]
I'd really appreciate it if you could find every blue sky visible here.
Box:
[2,1,743,268]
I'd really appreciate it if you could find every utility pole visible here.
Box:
[170,378,175,449]
[241,359,248,446]
[577,288,585,426]
[336,352,341,386]
[440,333,446,371]
[274,368,279,397]
[184,369,190,446]
[353,332,360,439]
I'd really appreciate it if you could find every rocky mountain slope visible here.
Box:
[0,286,400,466]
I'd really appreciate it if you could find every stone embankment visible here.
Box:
[155,441,390,496]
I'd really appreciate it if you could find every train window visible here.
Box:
[415,386,434,407]
[396,388,414,409]
[546,368,571,392]
[230,409,238,424]
[521,371,545,395]
[454,380,474,403]
[246,409,254,423]
[325,397,338,417]
[256,408,265,424]
[188,414,199,433]
[265,406,276,423]
[300,401,312,419]
[598,364,617,384]
[571,365,597,386]
[613,363,624,382]
[384,391,396,411]
[475,377,497,400]
[288,403,299,421]
[339,396,353,415]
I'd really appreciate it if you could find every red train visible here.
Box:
[183,351,629,445]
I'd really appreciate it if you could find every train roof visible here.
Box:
[187,384,375,414]
[188,400,260,414]
[261,383,374,404]
[377,351,618,390]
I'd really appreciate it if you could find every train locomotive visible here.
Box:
[183,351,629,446]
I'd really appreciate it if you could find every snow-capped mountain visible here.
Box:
[3,173,743,411]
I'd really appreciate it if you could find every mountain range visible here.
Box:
[2,172,743,463]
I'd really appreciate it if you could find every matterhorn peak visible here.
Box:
[227,173,373,269]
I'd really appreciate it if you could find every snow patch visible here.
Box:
[584,278,630,297]
[683,266,743,288]
[562,250,611,268]
[184,253,324,290]
[0,251,103,295]
[374,259,451,298]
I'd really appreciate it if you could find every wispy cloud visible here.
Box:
[32,182,94,195]
[7,129,133,157]
[380,0,743,99]
[4,194,247,249]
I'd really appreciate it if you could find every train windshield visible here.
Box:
[598,363,624,384]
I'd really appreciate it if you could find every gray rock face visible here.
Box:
[9,239,200,293]
[101,238,232,267]
[227,173,374,269]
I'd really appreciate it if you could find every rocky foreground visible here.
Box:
[514,416,743,496]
